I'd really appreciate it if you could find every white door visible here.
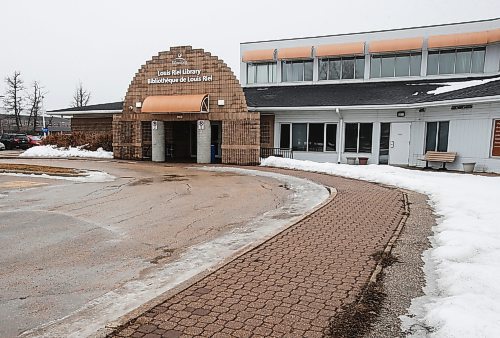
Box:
[389,123,411,165]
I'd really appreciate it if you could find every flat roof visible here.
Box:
[48,101,123,113]
[240,17,500,45]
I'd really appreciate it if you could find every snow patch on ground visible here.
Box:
[427,77,499,95]
[20,145,113,159]
[0,171,115,183]
[261,156,500,338]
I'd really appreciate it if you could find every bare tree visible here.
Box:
[71,81,91,107]
[26,81,47,132]
[3,71,24,132]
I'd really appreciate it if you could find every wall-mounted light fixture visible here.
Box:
[397,110,406,117]
[217,99,225,106]
[135,101,142,108]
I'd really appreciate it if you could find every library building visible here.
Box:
[50,18,500,172]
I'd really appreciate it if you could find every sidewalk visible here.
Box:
[108,168,406,338]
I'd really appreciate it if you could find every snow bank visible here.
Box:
[20,145,113,159]
[261,157,500,338]
[427,77,499,95]
[0,171,115,183]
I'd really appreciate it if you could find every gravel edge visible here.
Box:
[364,190,435,338]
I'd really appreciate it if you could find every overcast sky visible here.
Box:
[1,0,498,110]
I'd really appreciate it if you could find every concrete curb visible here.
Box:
[369,191,409,285]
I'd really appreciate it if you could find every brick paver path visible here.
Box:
[109,168,405,338]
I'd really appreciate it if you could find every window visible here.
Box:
[326,124,337,151]
[292,123,307,151]
[308,123,324,152]
[425,121,449,152]
[492,120,500,157]
[279,123,337,151]
[282,60,313,82]
[260,121,271,145]
[371,53,421,78]
[427,47,485,75]
[280,124,290,149]
[319,56,365,80]
[247,62,276,84]
[344,123,373,153]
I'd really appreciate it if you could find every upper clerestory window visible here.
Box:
[427,47,485,75]
[247,62,277,84]
[370,52,422,78]
[319,56,365,80]
[281,60,313,82]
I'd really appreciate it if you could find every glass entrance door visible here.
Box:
[379,123,390,164]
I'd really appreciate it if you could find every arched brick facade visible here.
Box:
[113,46,260,165]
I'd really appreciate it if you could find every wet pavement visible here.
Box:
[108,168,406,338]
[0,160,327,338]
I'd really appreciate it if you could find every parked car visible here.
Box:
[0,133,30,150]
[27,135,42,147]
[0,142,5,151]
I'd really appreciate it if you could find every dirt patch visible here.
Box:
[326,253,398,338]
[0,163,80,176]
[162,174,188,182]
[0,180,48,189]
[128,178,154,186]
[372,250,399,268]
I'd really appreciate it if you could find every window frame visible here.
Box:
[344,122,373,153]
[279,122,338,152]
[426,46,486,75]
[425,121,450,152]
[281,59,314,82]
[246,61,277,84]
[370,52,422,78]
[318,55,365,81]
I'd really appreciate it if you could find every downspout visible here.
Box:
[335,108,343,164]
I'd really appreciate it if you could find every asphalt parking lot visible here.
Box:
[0,159,327,337]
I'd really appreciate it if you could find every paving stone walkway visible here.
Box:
[109,168,405,338]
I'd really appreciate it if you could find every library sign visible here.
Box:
[148,68,214,85]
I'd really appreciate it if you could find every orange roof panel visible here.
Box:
[316,42,365,57]
[369,37,423,53]
[428,31,488,48]
[242,49,276,62]
[488,28,500,43]
[277,46,312,60]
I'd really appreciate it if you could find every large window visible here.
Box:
[344,123,373,153]
[427,47,485,75]
[319,56,365,80]
[282,60,313,82]
[247,62,277,84]
[370,52,421,78]
[425,121,449,152]
[279,123,337,151]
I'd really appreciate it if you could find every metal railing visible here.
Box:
[260,147,294,159]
